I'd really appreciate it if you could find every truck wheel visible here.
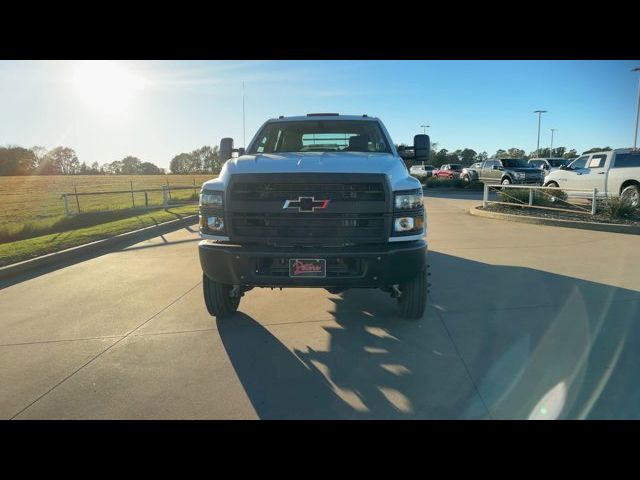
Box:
[621,185,640,207]
[501,178,511,185]
[545,181,559,188]
[397,267,427,320]
[203,273,240,318]
[462,174,470,183]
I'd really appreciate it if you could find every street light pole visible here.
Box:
[534,110,547,157]
[242,81,246,148]
[420,125,430,135]
[633,68,640,149]
[550,128,556,156]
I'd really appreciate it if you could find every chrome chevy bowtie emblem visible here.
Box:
[283,196,330,212]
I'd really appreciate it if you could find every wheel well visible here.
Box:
[620,180,640,195]
[501,175,512,182]
[545,180,559,187]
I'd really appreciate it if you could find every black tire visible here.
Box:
[620,184,640,207]
[545,181,559,188]
[397,267,428,320]
[203,273,240,318]
[501,177,511,186]
[462,174,470,183]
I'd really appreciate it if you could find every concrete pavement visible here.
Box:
[1,190,639,419]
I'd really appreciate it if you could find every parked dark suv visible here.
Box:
[477,158,545,186]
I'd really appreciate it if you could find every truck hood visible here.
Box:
[203,152,421,192]
[226,152,401,175]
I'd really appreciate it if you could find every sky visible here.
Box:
[1,60,639,169]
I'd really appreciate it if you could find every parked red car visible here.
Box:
[433,164,463,179]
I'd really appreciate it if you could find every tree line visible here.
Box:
[0,146,167,176]
[0,145,224,176]
[1,143,616,176]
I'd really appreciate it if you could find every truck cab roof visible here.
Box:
[268,114,380,122]
[585,148,638,155]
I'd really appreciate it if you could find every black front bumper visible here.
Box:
[199,240,427,288]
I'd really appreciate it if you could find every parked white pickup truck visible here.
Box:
[543,149,640,206]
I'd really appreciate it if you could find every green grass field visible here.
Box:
[0,175,212,265]
[0,174,211,239]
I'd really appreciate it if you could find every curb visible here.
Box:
[469,205,640,235]
[0,214,198,281]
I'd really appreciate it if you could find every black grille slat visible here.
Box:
[231,182,385,201]
[230,213,385,242]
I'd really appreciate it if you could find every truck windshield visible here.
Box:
[249,120,392,154]
[548,159,569,167]
[501,159,530,168]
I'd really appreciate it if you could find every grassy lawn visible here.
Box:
[0,205,198,267]
[0,174,212,231]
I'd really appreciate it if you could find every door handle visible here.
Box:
[597,172,605,174]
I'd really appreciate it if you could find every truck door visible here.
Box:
[558,155,590,192]
[490,159,504,183]
[578,153,609,196]
[480,160,495,183]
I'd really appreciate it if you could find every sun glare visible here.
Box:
[72,61,148,115]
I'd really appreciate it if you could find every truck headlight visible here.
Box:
[393,215,424,233]
[200,215,225,232]
[199,191,223,206]
[394,190,423,210]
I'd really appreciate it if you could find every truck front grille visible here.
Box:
[229,213,387,245]
[226,174,391,245]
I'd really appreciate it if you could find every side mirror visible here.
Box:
[220,137,234,161]
[559,164,567,170]
[413,134,430,163]
[238,147,245,156]
[492,165,499,170]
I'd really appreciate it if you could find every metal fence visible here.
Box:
[61,185,199,216]
[483,183,599,215]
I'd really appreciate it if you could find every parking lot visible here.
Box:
[1,190,639,419]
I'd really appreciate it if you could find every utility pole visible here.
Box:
[420,125,430,135]
[633,68,640,149]
[550,128,557,157]
[242,81,246,148]
[534,110,547,157]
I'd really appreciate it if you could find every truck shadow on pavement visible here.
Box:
[217,252,640,419]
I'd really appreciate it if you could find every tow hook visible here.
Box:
[391,284,402,298]
[230,285,242,298]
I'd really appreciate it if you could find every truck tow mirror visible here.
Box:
[414,134,430,163]
[398,146,416,168]
[220,138,234,161]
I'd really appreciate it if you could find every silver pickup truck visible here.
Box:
[198,114,430,319]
